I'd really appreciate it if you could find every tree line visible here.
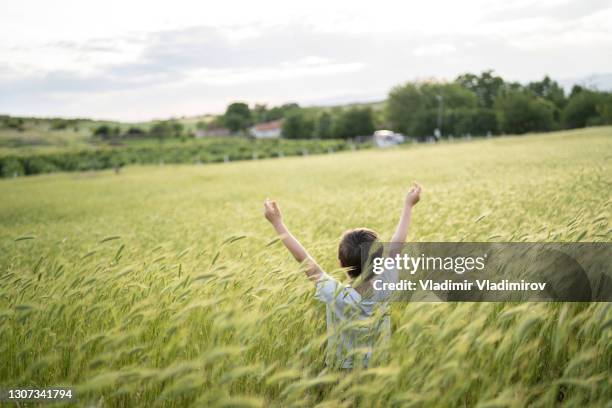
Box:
[206,71,612,140]
[6,71,610,144]
[388,71,612,138]
[202,101,378,139]
[87,71,611,142]
[93,121,187,142]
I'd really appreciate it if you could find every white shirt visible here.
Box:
[314,269,396,369]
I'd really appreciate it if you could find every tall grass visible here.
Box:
[0,127,611,407]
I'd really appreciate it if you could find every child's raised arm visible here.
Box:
[390,183,421,253]
[263,199,323,281]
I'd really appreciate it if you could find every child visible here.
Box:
[263,183,422,369]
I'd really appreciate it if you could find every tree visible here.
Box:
[569,85,584,98]
[50,119,70,130]
[223,114,246,134]
[313,112,334,139]
[281,109,314,139]
[456,70,505,108]
[387,82,477,137]
[223,102,252,133]
[125,127,145,138]
[267,103,300,122]
[527,76,566,124]
[253,104,268,123]
[93,125,119,140]
[387,83,423,135]
[149,120,183,141]
[2,117,25,131]
[596,93,612,125]
[420,83,477,110]
[449,109,499,136]
[494,91,555,134]
[333,107,375,139]
[562,90,604,128]
[170,121,184,137]
[527,76,566,109]
[468,109,499,135]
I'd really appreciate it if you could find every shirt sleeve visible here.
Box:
[371,266,399,301]
[379,266,398,285]
[314,272,341,303]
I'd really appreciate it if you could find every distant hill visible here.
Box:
[0,99,384,151]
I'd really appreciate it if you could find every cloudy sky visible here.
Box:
[1,0,611,121]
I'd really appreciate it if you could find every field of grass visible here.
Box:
[0,127,611,407]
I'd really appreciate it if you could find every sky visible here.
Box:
[1,0,611,121]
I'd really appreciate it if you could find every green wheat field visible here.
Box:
[1,127,611,407]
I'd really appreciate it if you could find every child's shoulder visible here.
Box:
[315,273,361,305]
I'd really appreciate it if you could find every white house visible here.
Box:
[373,129,405,147]
[249,120,282,138]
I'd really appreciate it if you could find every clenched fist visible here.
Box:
[405,183,422,207]
[263,199,283,226]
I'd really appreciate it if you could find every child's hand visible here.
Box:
[264,199,283,226]
[405,183,422,207]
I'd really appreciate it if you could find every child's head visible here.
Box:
[338,228,381,279]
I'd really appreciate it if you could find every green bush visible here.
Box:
[562,91,604,129]
[23,156,58,175]
[50,119,71,130]
[408,108,499,138]
[0,156,25,177]
[2,117,25,131]
[495,91,555,134]
[0,138,361,178]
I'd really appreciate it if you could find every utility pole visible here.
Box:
[435,94,443,140]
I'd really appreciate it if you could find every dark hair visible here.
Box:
[338,228,381,279]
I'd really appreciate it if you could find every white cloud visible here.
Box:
[413,44,456,57]
[0,0,611,120]
[187,61,365,86]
